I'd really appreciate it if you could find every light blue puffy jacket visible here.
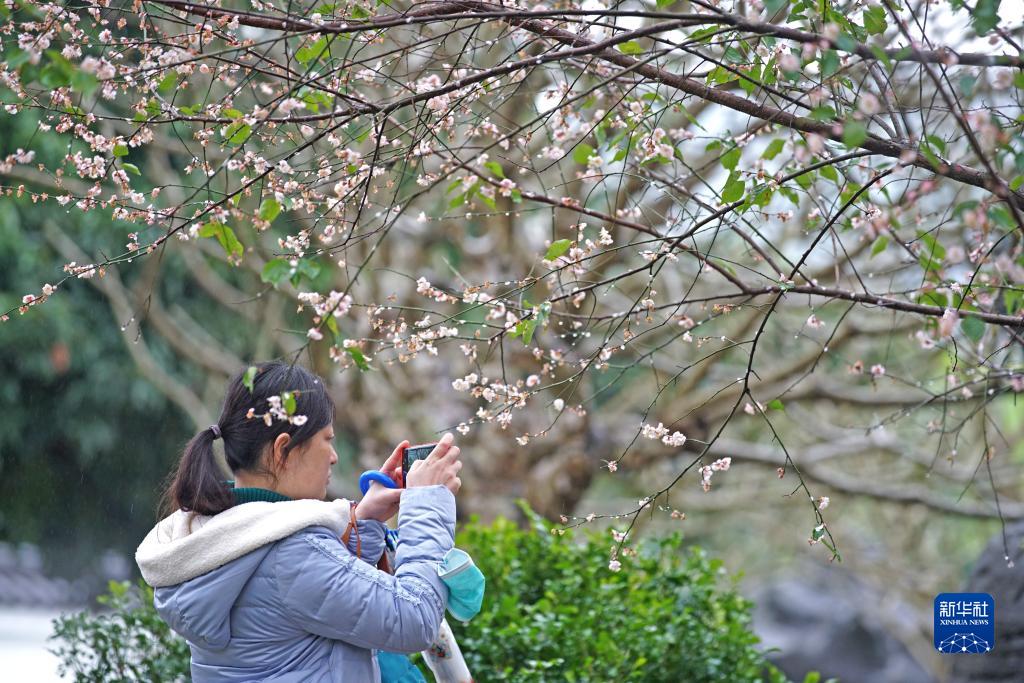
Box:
[151,486,454,682]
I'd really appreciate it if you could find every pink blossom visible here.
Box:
[938,308,959,338]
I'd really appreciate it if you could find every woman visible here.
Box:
[135,360,463,682]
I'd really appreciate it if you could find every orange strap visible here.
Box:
[341,501,361,558]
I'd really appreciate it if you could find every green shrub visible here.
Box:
[441,505,786,682]
[50,507,786,682]
[50,579,190,683]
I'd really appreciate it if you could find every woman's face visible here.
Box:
[277,424,338,500]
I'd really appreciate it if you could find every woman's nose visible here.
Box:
[330,448,338,465]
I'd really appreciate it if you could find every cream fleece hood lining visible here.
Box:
[135,498,351,588]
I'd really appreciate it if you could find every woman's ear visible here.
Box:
[271,432,292,472]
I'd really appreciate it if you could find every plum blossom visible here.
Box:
[661,431,687,447]
[640,422,670,439]
[699,457,732,492]
[938,308,959,338]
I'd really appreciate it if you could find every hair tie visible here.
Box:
[209,424,222,440]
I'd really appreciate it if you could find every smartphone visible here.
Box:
[402,443,437,484]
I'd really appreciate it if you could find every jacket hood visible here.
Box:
[136,498,351,650]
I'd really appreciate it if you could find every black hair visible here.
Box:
[161,360,335,516]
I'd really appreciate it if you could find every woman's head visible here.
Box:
[163,360,337,515]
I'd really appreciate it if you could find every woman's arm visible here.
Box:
[274,485,455,653]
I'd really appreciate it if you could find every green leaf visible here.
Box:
[819,164,839,183]
[224,122,252,145]
[842,121,868,148]
[259,198,282,222]
[962,316,985,342]
[988,205,1014,230]
[810,106,837,122]
[573,144,595,165]
[157,72,178,94]
[971,0,1001,36]
[721,146,742,171]
[199,222,244,262]
[863,6,887,35]
[69,69,99,97]
[545,239,572,261]
[870,235,888,257]
[834,32,857,53]
[1003,289,1023,315]
[113,144,129,158]
[122,163,141,176]
[917,231,946,261]
[243,366,258,393]
[617,41,643,55]
[767,399,785,411]
[484,161,505,178]
[870,45,894,71]
[283,391,297,415]
[722,172,745,203]
[296,258,322,281]
[40,62,71,88]
[764,0,788,15]
[296,37,329,65]
[512,318,537,345]
[346,345,370,370]
[762,139,786,160]
[820,50,840,79]
[925,135,946,155]
[326,315,340,341]
[261,258,292,286]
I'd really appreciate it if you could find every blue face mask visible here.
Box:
[437,548,485,622]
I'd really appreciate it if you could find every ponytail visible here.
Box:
[161,427,233,517]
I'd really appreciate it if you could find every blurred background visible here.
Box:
[1,156,1020,680]
[3,0,1024,681]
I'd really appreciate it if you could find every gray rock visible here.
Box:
[950,521,1024,683]
[752,564,934,683]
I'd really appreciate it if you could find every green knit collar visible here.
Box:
[225,480,292,505]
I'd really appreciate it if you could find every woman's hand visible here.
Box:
[353,440,407,522]
[406,432,462,494]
